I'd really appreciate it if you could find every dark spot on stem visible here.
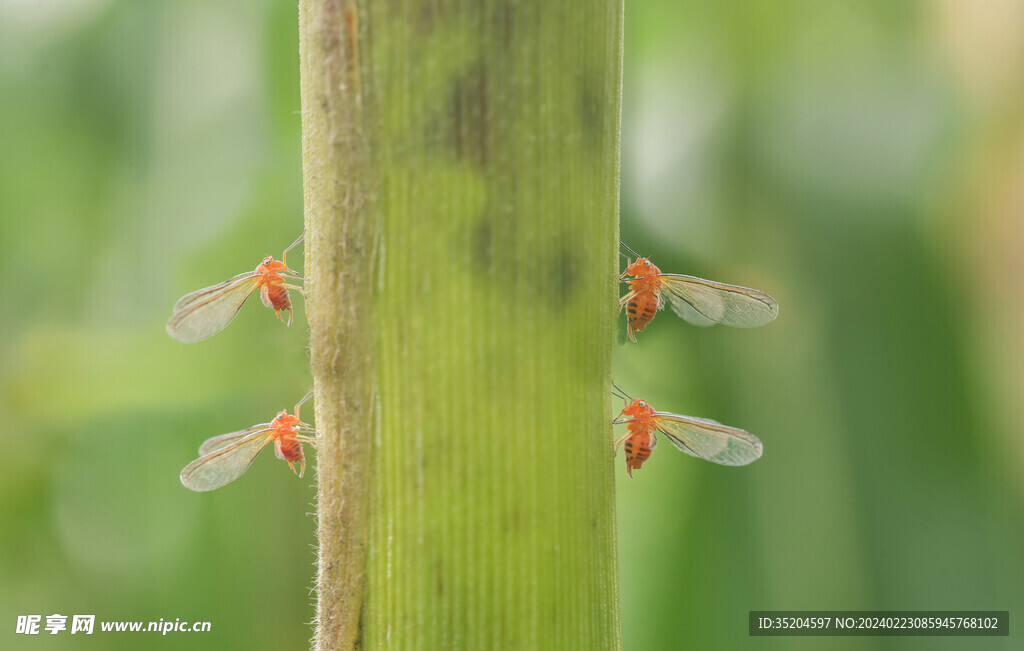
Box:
[492,2,515,51]
[417,2,439,32]
[446,64,490,166]
[540,243,578,308]
[579,78,603,144]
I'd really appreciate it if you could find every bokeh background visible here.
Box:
[2,1,1021,650]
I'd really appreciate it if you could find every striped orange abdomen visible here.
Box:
[623,430,656,478]
[625,290,659,340]
[261,282,292,312]
[275,436,303,464]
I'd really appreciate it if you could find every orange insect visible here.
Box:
[618,242,778,341]
[166,233,306,343]
[180,390,317,492]
[611,384,762,478]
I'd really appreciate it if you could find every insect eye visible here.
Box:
[643,261,651,267]
[637,400,646,407]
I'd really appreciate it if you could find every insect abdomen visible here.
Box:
[261,283,292,311]
[277,437,303,463]
[623,431,655,478]
[625,291,659,338]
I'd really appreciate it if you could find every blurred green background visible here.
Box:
[2,1,1021,650]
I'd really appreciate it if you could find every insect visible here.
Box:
[611,384,762,478]
[166,233,306,343]
[618,241,778,341]
[180,390,317,492]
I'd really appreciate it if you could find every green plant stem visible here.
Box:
[300,1,374,649]
[300,1,624,648]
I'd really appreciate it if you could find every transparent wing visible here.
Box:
[180,428,275,492]
[666,297,716,328]
[659,274,778,328]
[166,273,258,343]
[197,424,272,456]
[171,271,254,312]
[652,412,763,466]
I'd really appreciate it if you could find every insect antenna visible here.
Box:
[618,240,640,260]
[294,388,315,421]
[611,382,632,401]
[282,230,306,268]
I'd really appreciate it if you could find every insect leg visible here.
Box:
[612,431,632,453]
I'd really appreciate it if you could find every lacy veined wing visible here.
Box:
[659,274,779,328]
[652,412,763,466]
[196,424,272,456]
[166,272,260,343]
[180,427,276,492]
